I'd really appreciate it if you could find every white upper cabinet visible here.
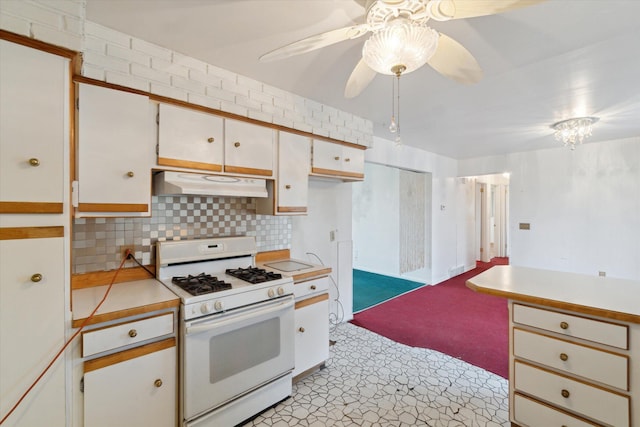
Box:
[311,140,365,181]
[224,119,274,177]
[76,83,155,216]
[157,103,223,172]
[0,40,68,214]
[277,132,310,213]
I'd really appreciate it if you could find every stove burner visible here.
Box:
[226,267,282,284]
[172,273,232,296]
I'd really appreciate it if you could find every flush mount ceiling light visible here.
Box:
[551,117,599,150]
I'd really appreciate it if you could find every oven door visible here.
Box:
[182,295,294,421]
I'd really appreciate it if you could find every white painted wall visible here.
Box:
[290,178,354,321]
[460,137,640,281]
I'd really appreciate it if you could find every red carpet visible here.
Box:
[351,258,509,378]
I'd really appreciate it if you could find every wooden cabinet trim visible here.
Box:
[278,206,307,213]
[223,165,272,177]
[292,269,331,282]
[295,293,329,310]
[71,266,156,290]
[1,29,77,59]
[83,337,175,373]
[157,157,223,173]
[0,226,64,240]
[72,300,179,328]
[311,167,364,179]
[72,76,368,150]
[0,201,64,214]
[255,249,290,263]
[78,203,149,213]
[513,393,601,427]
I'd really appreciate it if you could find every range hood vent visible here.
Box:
[153,171,268,198]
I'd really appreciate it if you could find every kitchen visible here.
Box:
[2,1,640,427]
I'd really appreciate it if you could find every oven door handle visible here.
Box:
[185,297,294,336]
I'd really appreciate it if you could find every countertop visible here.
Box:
[257,257,331,283]
[72,279,179,328]
[466,265,640,323]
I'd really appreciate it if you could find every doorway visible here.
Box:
[474,174,509,262]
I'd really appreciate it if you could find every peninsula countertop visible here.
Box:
[466,265,640,323]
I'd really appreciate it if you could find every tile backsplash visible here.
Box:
[72,195,291,273]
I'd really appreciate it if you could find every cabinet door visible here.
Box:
[224,119,274,176]
[311,140,343,175]
[158,103,223,172]
[341,145,365,179]
[0,40,67,214]
[77,83,155,215]
[0,231,66,426]
[278,132,310,213]
[294,295,329,377]
[84,340,176,427]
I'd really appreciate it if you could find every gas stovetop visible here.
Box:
[156,237,294,320]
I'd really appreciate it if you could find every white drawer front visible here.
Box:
[514,362,629,427]
[294,276,329,300]
[513,328,628,390]
[513,304,628,349]
[83,313,174,357]
[514,393,599,427]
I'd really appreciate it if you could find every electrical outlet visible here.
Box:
[329,230,335,242]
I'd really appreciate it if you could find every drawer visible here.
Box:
[512,304,628,349]
[294,276,329,300]
[82,312,174,357]
[513,328,628,390]
[514,361,629,427]
[514,393,600,427]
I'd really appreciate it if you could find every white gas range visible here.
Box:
[156,236,294,427]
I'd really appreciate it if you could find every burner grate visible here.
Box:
[226,267,282,284]
[172,273,232,296]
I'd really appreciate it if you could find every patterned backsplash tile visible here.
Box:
[72,195,291,273]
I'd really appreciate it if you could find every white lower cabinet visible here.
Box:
[83,338,176,427]
[293,292,329,379]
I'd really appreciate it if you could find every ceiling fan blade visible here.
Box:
[344,59,377,98]
[449,0,546,20]
[427,33,483,84]
[259,23,370,62]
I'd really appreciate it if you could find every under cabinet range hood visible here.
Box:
[153,171,268,198]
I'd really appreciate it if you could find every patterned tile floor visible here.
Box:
[244,322,509,427]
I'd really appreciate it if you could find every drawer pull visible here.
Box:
[310,285,317,290]
[560,321,569,329]
[561,389,570,398]
[234,141,241,148]
[29,158,40,167]
[345,158,350,162]
[207,137,214,143]
[154,379,163,388]
[285,185,291,189]
[30,273,43,283]
[128,329,138,338]
[334,156,340,161]
[298,327,305,333]
[559,352,569,361]
[127,171,135,178]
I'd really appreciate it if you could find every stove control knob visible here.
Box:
[201,302,214,314]
[214,301,223,311]
[277,287,285,296]
[268,288,276,298]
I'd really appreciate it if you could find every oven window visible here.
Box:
[209,317,281,383]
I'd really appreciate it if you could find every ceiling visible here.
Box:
[86,0,640,159]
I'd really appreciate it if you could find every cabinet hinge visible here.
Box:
[156,113,159,125]
[80,377,84,393]
[71,180,79,207]
[76,98,79,110]
[156,144,159,155]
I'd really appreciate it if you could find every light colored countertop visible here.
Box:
[466,265,640,323]
[72,279,179,328]
[258,258,331,283]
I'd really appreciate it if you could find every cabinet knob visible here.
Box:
[560,321,569,330]
[334,156,340,161]
[128,329,137,338]
[29,158,40,167]
[30,273,43,283]
[234,141,241,148]
[561,389,570,398]
[127,171,135,178]
[285,185,291,189]
[154,379,163,388]
[559,353,569,361]
[310,285,316,290]
[345,158,351,162]
[207,137,214,143]
[298,327,305,333]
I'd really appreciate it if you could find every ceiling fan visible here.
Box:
[259,0,545,98]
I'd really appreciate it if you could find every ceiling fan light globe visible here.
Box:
[362,21,439,75]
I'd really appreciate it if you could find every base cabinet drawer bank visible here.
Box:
[465,266,640,427]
